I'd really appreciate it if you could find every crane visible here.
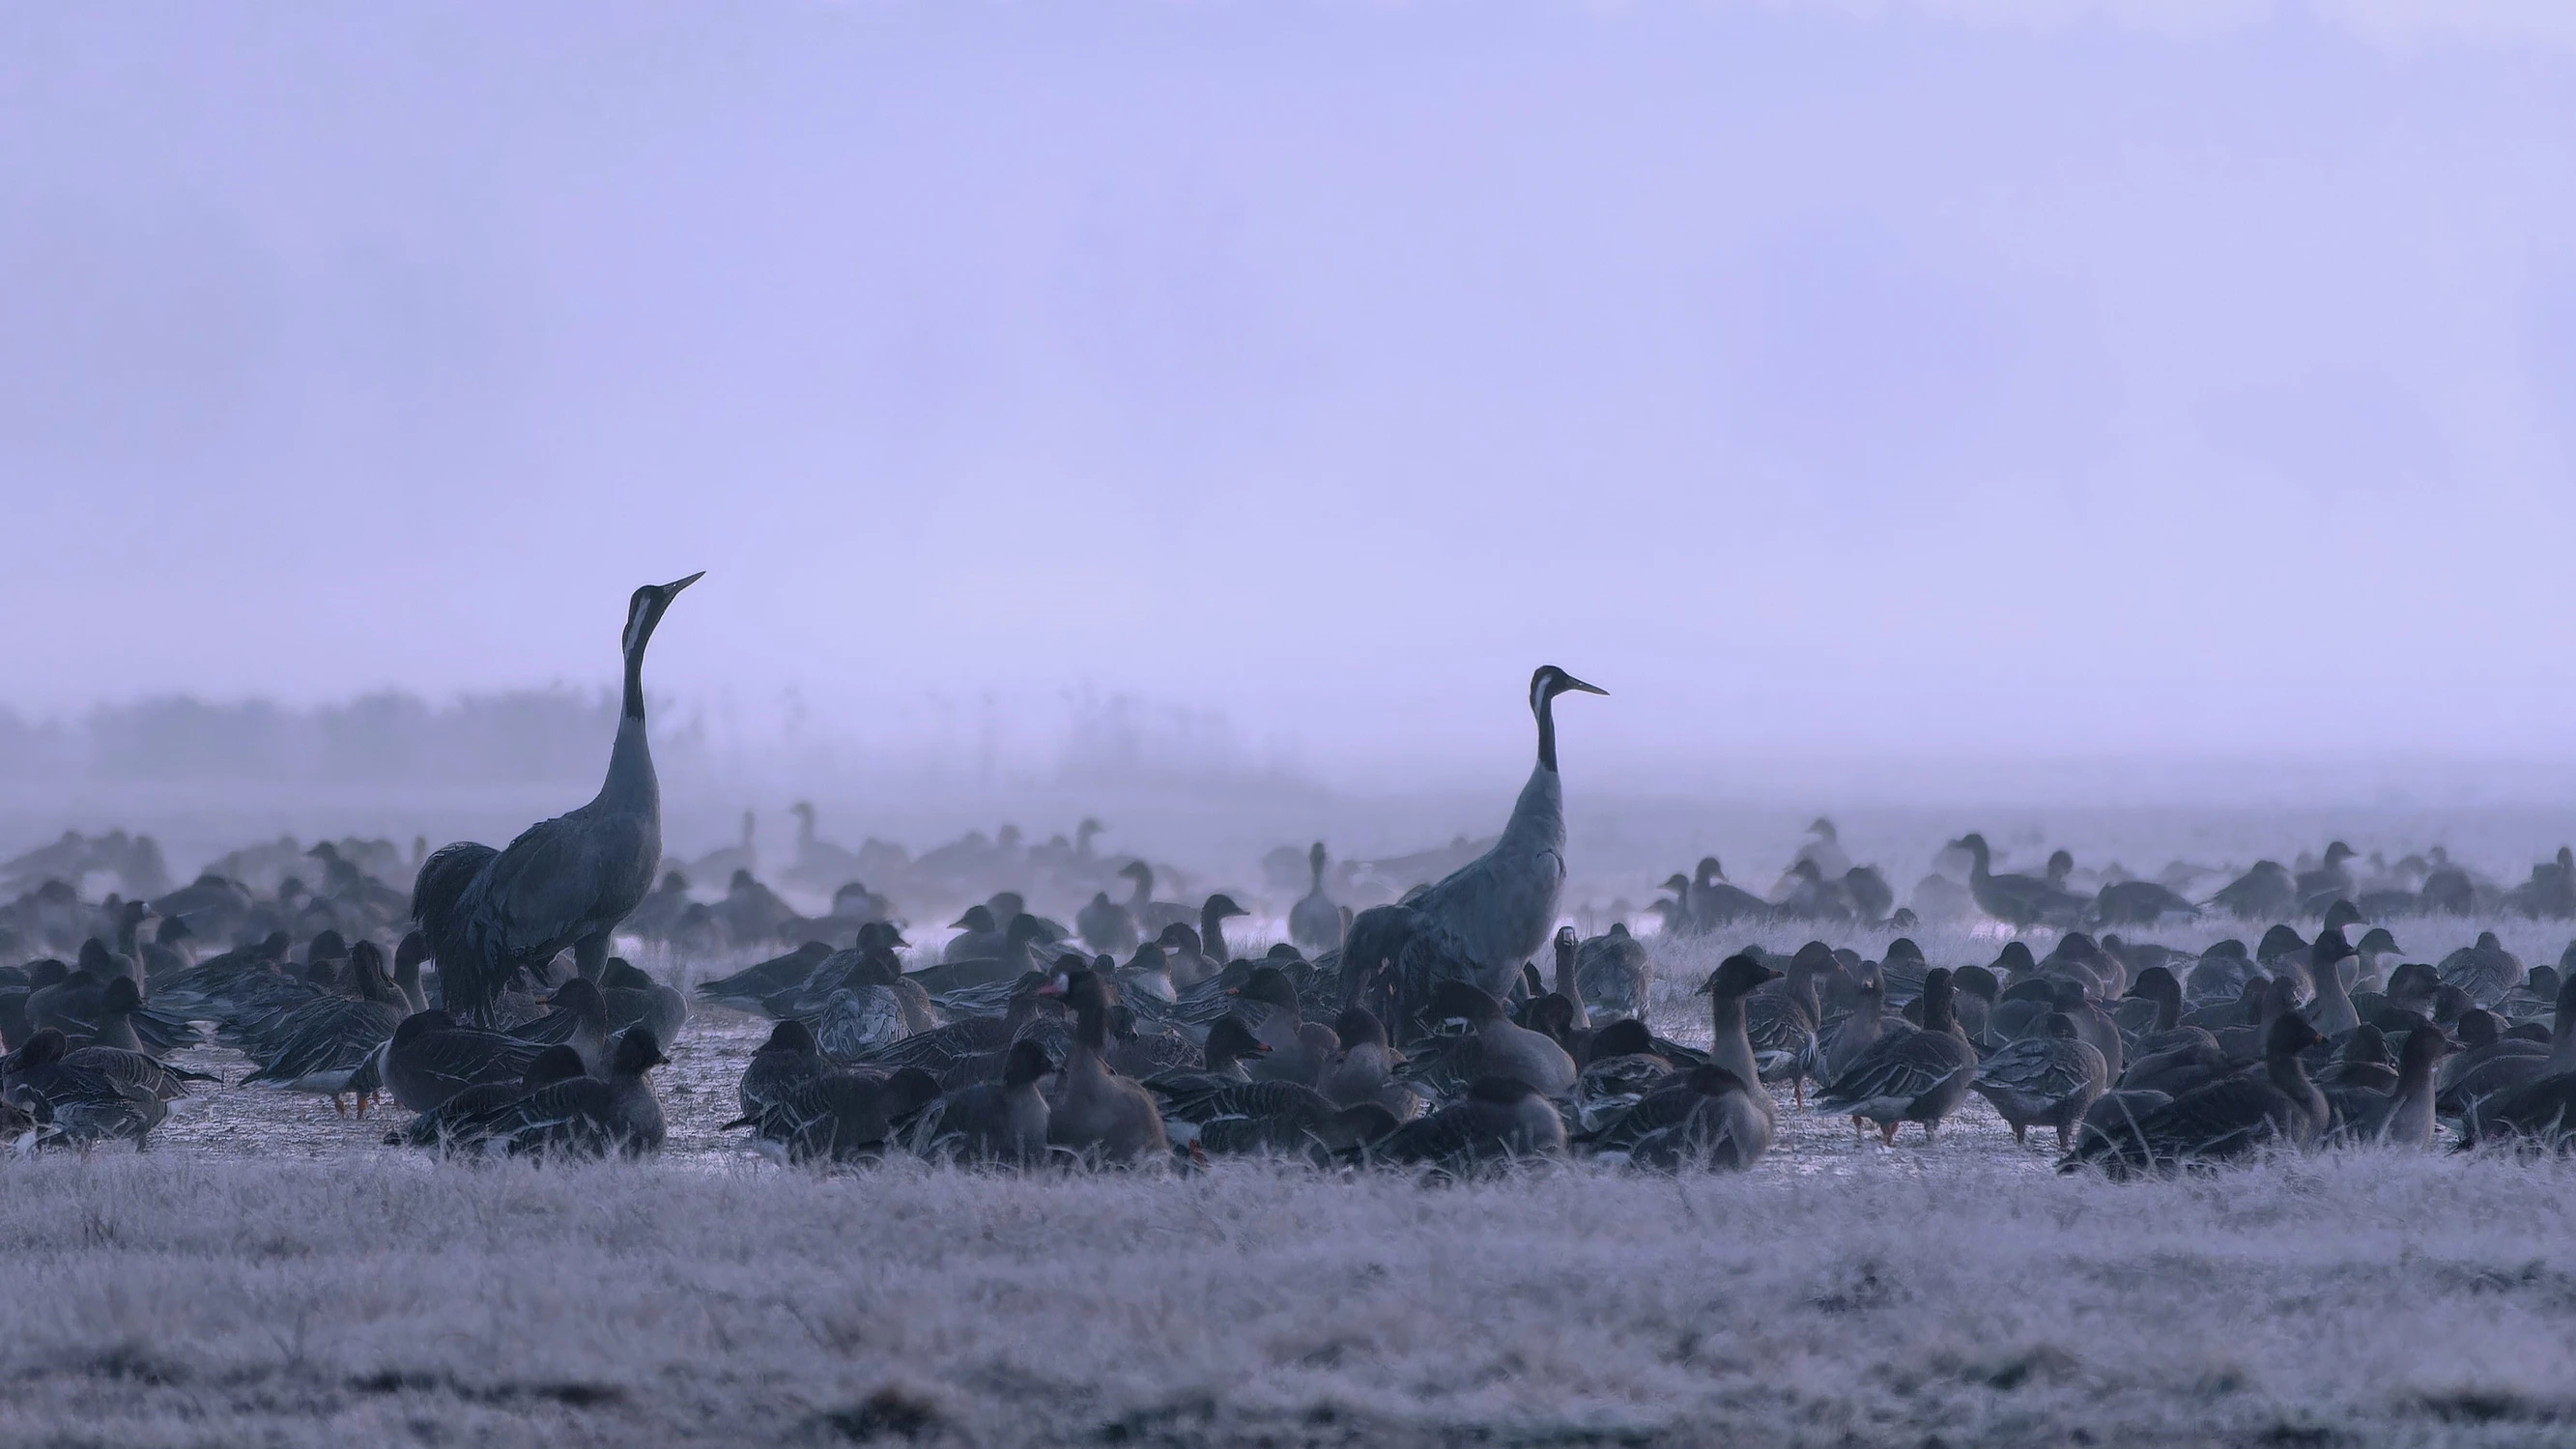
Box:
[412,573,701,1025]
[1341,665,1605,1043]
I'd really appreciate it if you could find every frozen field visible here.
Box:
[14,920,2576,1446]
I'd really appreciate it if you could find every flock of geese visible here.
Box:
[7,576,2576,1179]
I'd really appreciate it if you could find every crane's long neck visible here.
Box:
[1497,758,1566,858]
[599,710,660,817]
[1533,689,1561,773]
[797,810,815,849]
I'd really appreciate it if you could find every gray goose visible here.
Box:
[239,940,407,1114]
[380,1009,548,1113]
[1351,1074,1565,1177]
[1321,1007,1421,1122]
[1972,1012,2107,1151]
[1583,1065,1771,1173]
[1400,979,1578,1099]
[2,1030,167,1150]
[2325,1025,2449,1149]
[2060,1014,2329,1178]
[728,1065,945,1165]
[1813,967,1977,1145]
[738,1019,830,1118]
[384,1044,588,1150]
[913,1038,1054,1167]
[468,1027,672,1158]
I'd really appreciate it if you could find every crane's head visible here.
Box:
[1528,665,1607,716]
[622,572,704,659]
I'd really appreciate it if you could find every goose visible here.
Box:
[713,869,798,948]
[1114,940,1178,1006]
[1776,860,1854,923]
[739,1019,830,1117]
[783,802,869,894]
[1321,1007,1421,1122]
[2325,1025,2450,1149]
[1809,965,1887,1090]
[1695,953,1784,1117]
[686,812,758,894]
[728,1065,945,1165]
[943,907,1007,965]
[696,940,835,1014]
[2208,861,2296,921]
[1289,843,1345,954]
[913,1038,1053,1166]
[598,957,687,1042]
[1402,978,1578,1098]
[2436,931,2525,1006]
[1570,1017,1674,1132]
[841,971,1060,1083]
[1039,968,1167,1166]
[1951,835,2084,928]
[2441,976,2576,1128]
[412,573,701,1024]
[471,1027,672,1158]
[239,940,408,1113]
[2454,1041,2576,1152]
[379,1009,547,1113]
[1159,923,1225,991]
[1683,857,1771,931]
[504,977,612,1077]
[50,1042,215,1103]
[1155,1078,1391,1162]
[1076,891,1141,956]
[1972,1013,2107,1151]
[2049,979,2126,1084]
[2313,1024,2396,1094]
[383,1044,588,1150]
[1351,1075,1565,1176]
[1813,967,1976,1144]
[1581,1065,1771,1173]
[2294,841,2358,916]
[1118,863,1194,934]
[1,1030,167,1149]
[2093,876,2201,925]
[1193,895,1249,973]
[2059,1014,2329,1178]
[1341,666,1606,1042]
[1229,966,1344,1089]
[1573,923,1649,1021]
[2118,966,2218,1064]
[809,961,918,1065]
[1142,1016,1274,1098]
[911,914,1051,995]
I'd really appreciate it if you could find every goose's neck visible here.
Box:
[1201,905,1227,963]
[2153,983,2180,1033]
[1127,871,1152,912]
[1554,946,1586,1028]
[1705,994,1760,1094]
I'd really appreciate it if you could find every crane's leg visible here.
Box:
[574,932,610,981]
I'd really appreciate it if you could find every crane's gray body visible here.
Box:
[1404,763,1565,999]
[414,576,697,1025]
[1341,666,1602,1043]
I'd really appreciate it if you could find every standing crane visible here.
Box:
[1341,665,1606,1043]
[412,573,702,1026]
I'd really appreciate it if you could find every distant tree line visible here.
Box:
[0,690,702,784]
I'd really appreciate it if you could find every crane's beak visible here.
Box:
[1559,673,1608,696]
[662,571,705,595]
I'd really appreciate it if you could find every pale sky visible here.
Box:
[6,2,2576,791]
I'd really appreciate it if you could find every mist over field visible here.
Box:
[13,6,2576,1447]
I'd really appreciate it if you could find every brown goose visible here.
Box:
[1813,968,1976,1145]
[1040,968,1167,1166]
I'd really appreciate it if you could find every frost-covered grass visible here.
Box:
[7,1148,2576,1447]
[25,907,2576,1445]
